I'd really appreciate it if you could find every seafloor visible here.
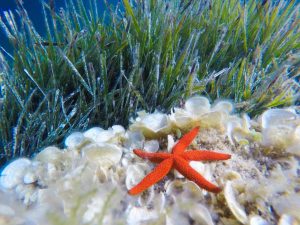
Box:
[0,96,299,225]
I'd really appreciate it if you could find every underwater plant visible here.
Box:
[0,0,299,165]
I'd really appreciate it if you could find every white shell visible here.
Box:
[170,96,216,129]
[15,184,37,205]
[224,181,248,224]
[130,112,171,137]
[141,113,170,132]
[249,215,269,225]
[165,180,203,200]
[166,210,190,225]
[171,96,234,130]
[278,214,297,225]
[199,111,225,128]
[121,158,129,167]
[144,140,159,152]
[294,126,300,139]
[111,125,125,135]
[262,124,295,149]
[223,170,242,181]
[185,96,210,116]
[242,114,251,129]
[183,181,204,199]
[46,163,60,179]
[124,131,145,151]
[0,158,31,189]
[82,195,104,224]
[226,115,255,145]
[260,108,300,150]
[126,164,148,190]
[153,192,166,212]
[83,127,104,139]
[189,204,214,225]
[137,186,155,207]
[65,132,86,148]
[0,204,15,216]
[23,172,37,184]
[286,143,300,156]
[261,109,297,129]
[81,143,122,167]
[272,195,300,221]
[167,135,175,152]
[127,206,159,225]
[212,100,233,114]
[91,130,116,143]
[226,120,241,145]
[170,108,194,128]
[165,180,184,196]
[95,167,109,183]
[35,146,64,164]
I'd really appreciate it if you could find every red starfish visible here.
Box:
[128,126,231,195]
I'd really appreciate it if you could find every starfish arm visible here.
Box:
[182,150,231,161]
[172,126,200,155]
[133,149,171,163]
[128,158,174,195]
[174,156,222,193]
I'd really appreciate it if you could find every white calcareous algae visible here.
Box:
[0,158,31,189]
[0,95,299,225]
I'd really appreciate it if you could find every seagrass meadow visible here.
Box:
[0,0,299,169]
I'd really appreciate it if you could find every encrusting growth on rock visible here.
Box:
[128,126,231,195]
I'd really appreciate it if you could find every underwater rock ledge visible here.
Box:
[0,95,299,225]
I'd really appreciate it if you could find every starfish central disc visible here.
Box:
[128,126,231,195]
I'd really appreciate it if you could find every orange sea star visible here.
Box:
[128,126,231,195]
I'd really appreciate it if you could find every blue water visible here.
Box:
[0,0,117,53]
[0,1,59,51]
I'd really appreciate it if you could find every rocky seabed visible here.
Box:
[0,96,299,225]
